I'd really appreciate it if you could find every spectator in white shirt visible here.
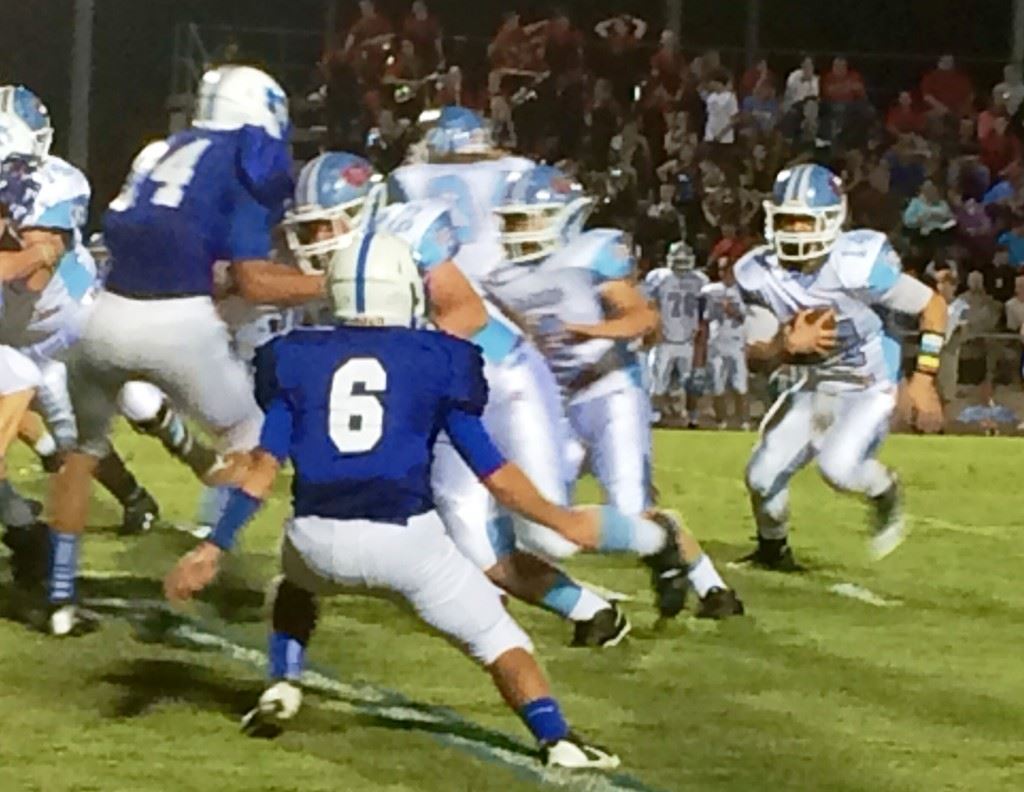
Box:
[1004,274,1024,331]
[783,56,819,113]
[993,63,1024,117]
[703,71,739,144]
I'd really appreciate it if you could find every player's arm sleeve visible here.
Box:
[444,337,491,414]
[27,196,88,232]
[258,394,294,462]
[443,408,506,479]
[237,126,295,211]
[415,211,459,271]
[252,338,282,411]
[591,235,634,281]
[865,241,933,315]
[226,185,275,261]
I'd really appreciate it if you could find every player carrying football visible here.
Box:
[735,163,946,569]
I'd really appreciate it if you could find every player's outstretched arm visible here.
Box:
[164,450,280,603]
[231,259,326,306]
[564,280,659,340]
[426,260,488,338]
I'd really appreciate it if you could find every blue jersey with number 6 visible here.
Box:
[103,126,293,299]
[254,325,505,523]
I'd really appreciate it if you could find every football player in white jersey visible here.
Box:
[644,242,709,427]
[386,109,655,642]
[488,164,744,618]
[735,163,946,569]
[700,257,751,429]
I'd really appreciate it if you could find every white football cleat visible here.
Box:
[49,603,100,637]
[542,733,621,770]
[241,680,303,737]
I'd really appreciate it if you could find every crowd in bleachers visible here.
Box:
[296,1,1024,397]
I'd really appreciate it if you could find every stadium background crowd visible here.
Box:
[279,1,1024,407]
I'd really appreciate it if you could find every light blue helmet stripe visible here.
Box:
[355,230,374,313]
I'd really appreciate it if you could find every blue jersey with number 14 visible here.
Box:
[255,325,504,523]
[103,126,293,299]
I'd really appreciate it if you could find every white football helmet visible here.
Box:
[667,241,696,272]
[193,66,290,140]
[0,85,54,161]
[326,231,425,327]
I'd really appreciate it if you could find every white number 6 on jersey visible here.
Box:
[328,357,387,453]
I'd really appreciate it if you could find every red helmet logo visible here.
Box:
[341,163,372,187]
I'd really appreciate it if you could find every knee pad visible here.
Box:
[470,611,533,666]
[117,381,166,425]
[271,577,318,645]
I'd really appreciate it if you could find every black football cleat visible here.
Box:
[571,603,631,648]
[695,587,745,619]
[642,510,689,618]
[737,539,804,572]
[120,489,160,536]
[3,522,51,589]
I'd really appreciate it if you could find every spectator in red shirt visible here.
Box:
[977,91,1011,141]
[594,14,647,104]
[980,115,1022,178]
[488,12,526,70]
[821,57,866,104]
[739,58,776,98]
[402,1,444,72]
[886,90,926,136]
[544,9,584,76]
[709,219,752,265]
[344,0,392,55]
[921,54,975,119]
[650,30,685,95]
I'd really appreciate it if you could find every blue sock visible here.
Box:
[597,506,637,551]
[48,529,80,603]
[268,631,306,680]
[520,697,570,743]
[540,572,583,618]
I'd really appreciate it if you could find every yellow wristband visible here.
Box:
[916,353,940,374]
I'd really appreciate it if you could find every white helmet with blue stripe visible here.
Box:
[326,231,425,328]
[494,164,593,263]
[424,106,495,161]
[284,152,385,273]
[193,65,290,141]
[0,85,54,161]
[764,163,847,265]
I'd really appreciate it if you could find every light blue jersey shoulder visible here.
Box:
[558,228,634,282]
[734,230,906,385]
[21,156,90,232]
[373,199,458,272]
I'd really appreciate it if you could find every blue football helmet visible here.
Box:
[494,165,593,263]
[424,106,494,160]
[0,85,54,162]
[284,152,385,273]
[763,163,847,265]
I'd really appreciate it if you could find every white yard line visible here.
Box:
[83,593,662,792]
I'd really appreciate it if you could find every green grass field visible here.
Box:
[1,426,1022,792]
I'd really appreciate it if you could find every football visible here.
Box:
[793,308,837,330]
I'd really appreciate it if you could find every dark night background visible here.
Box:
[0,0,1014,221]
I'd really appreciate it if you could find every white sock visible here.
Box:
[569,587,610,621]
[859,460,894,498]
[687,555,726,598]
[34,432,57,458]
[633,517,670,555]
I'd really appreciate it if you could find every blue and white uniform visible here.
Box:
[738,229,932,535]
[256,325,531,665]
[487,228,652,514]
[68,119,293,457]
[700,281,749,396]
[0,154,95,397]
[386,160,575,565]
[644,266,709,395]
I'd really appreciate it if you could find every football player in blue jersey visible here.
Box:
[44,66,326,635]
[284,151,698,644]
[161,233,694,769]
[733,163,946,569]
[487,164,744,619]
